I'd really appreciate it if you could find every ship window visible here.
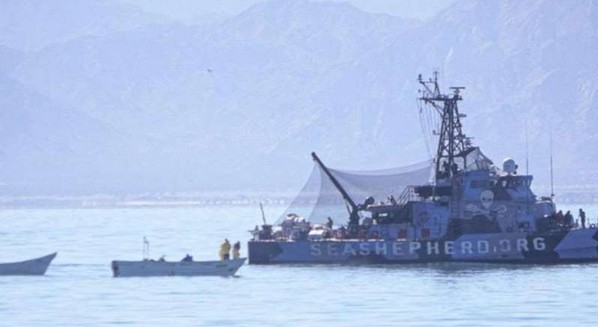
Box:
[470,180,488,189]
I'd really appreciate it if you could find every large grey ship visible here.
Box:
[248,73,598,264]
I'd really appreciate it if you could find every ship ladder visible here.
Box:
[450,201,460,219]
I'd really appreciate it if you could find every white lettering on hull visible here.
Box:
[478,240,489,254]
[409,242,421,254]
[307,237,547,257]
[375,242,387,256]
[342,244,357,256]
[516,238,529,252]
[444,241,454,255]
[461,241,473,254]
[359,243,369,255]
[392,242,405,256]
[310,243,321,256]
[533,238,546,251]
[327,244,338,256]
[499,239,511,252]
[427,242,440,255]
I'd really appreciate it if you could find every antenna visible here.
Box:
[550,129,554,198]
[142,236,149,260]
[525,121,529,176]
[525,121,531,218]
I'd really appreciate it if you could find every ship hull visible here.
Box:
[0,252,57,275]
[111,258,246,277]
[248,228,598,264]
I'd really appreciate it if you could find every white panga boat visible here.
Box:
[0,252,57,276]
[111,258,246,277]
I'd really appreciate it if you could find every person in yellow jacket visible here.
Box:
[219,239,231,260]
[232,241,241,259]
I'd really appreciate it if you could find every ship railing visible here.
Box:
[396,186,419,205]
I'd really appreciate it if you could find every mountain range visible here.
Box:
[1,0,596,196]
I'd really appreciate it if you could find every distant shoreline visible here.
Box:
[1,189,598,208]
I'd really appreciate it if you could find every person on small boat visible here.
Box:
[220,239,231,260]
[232,241,241,259]
[182,254,193,262]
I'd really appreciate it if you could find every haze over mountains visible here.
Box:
[0,0,596,196]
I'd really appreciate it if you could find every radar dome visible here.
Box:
[502,158,517,174]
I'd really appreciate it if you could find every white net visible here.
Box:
[277,160,433,224]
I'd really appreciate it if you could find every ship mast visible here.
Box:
[418,72,469,182]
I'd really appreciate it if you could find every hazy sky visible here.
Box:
[121,0,455,23]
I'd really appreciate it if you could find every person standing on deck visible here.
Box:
[555,210,564,226]
[326,217,333,229]
[579,209,587,229]
[219,239,231,260]
[565,211,574,228]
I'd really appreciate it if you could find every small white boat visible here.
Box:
[0,252,57,276]
[111,258,246,277]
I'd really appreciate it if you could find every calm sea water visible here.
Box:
[2,204,598,326]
